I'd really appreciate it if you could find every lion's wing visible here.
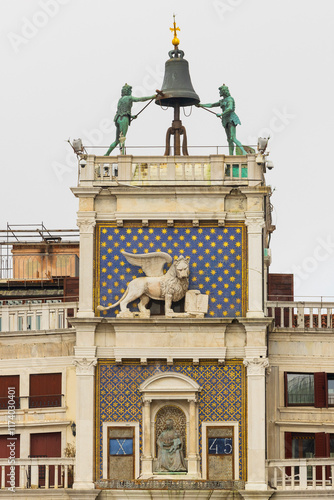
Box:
[121,251,172,277]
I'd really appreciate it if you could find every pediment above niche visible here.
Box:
[139,373,201,402]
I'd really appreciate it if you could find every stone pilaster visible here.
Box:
[72,352,97,490]
[141,398,153,476]
[243,357,269,491]
[77,215,96,318]
[245,213,265,318]
[187,398,200,477]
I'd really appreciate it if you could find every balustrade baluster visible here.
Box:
[310,308,314,328]
[312,466,316,488]
[45,465,49,489]
[64,465,68,488]
[54,464,58,489]
[1,465,5,489]
[273,466,277,488]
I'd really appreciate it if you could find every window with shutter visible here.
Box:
[29,373,61,408]
[0,376,19,409]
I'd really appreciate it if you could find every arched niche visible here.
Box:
[139,372,201,478]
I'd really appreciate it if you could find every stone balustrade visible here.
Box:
[78,154,264,187]
[0,457,75,489]
[266,300,334,329]
[0,301,78,332]
[267,458,334,490]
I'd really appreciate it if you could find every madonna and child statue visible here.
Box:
[156,419,187,472]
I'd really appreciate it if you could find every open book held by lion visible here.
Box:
[97,251,196,318]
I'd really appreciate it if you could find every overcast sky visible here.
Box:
[1,0,334,299]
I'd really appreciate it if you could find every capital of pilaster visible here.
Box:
[77,213,96,234]
[73,357,97,375]
[243,357,269,376]
[245,212,265,233]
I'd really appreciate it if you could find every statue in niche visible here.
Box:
[156,419,187,472]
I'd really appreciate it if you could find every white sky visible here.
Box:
[1,0,334,299]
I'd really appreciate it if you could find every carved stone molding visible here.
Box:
[243,357,269,376]
[73,357,97,375]
[77,218,96,234]
[245,215,265,234]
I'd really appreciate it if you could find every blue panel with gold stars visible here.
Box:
[95,360,247,480]
[96,223,246,318]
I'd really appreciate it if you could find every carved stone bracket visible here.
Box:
[243,357,269,376]
[77,218,96,235]
[73,357,97,375]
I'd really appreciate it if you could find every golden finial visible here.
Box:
[170,13,180,48]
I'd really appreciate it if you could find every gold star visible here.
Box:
[230,235,235,240]
[114,228,119,234]
[102,229,107,234]
[102,281,107,287]
[133,235,138,241]
[138,228,143,234]
[210,228,216,234]
[149,229,154,234]
[102,242,106,247]
[192,262,197,267]
[108,235,112,240]
[211,269,216,275]
[102,268,106,273]
[102,255,107,260]
[108,274,112,279]
[126,229,132,234]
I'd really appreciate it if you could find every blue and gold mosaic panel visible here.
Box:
[95,223,247,318]
[96,360,246,481]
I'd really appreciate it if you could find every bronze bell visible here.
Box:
[155,49,200,108]
[156,48,200,155]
